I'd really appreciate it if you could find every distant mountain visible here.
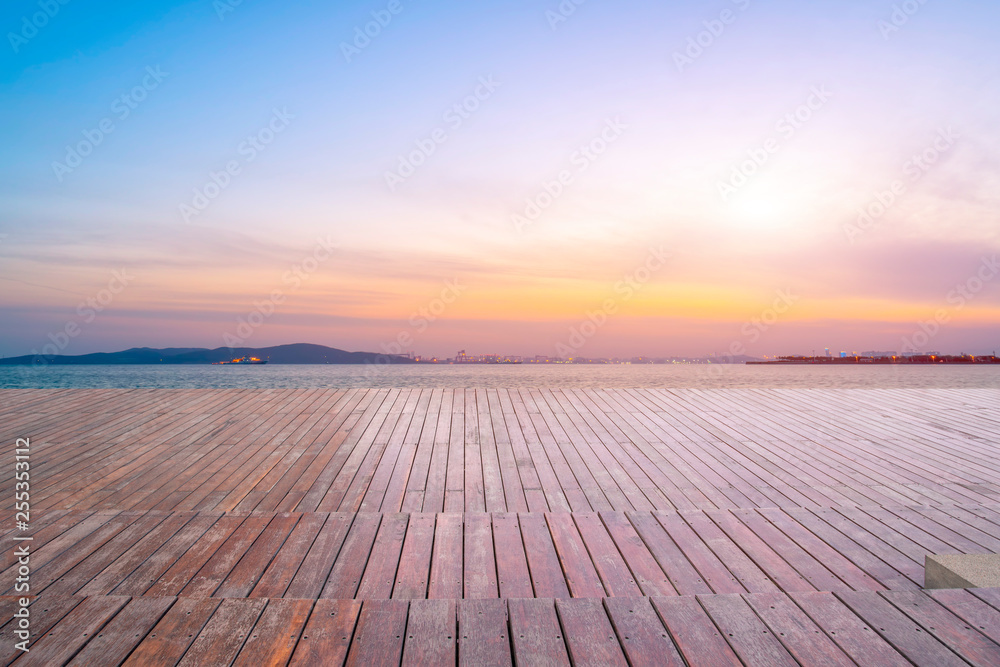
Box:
[0,343,417,365]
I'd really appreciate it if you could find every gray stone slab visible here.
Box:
[925,554,1000,589]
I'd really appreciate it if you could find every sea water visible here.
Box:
[1,364,999,389]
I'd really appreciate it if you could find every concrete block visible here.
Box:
[925,553,1000,589]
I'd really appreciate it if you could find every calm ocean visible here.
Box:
[1,364,999,389]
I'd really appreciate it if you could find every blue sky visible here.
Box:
[1,0,998,358]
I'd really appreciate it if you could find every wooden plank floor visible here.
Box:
[1,589,999,666]
[1,388,998,665]
[4,505,1000,601]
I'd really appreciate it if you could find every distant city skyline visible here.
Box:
[1,1,998,359]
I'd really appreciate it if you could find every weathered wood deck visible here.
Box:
[1,387,998,665]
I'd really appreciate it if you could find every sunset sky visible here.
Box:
[2,0,999,358]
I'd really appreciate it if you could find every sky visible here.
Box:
[1,0,999,359]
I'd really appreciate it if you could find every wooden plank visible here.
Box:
[111,512,223,596]
[356,512,409,599]
[604,596,685,667]
[255,390,358,512]
[380,388,431,513]
[555,597,628,666]
[546,512,606,598]
[731,507,851,593]
[782,507,917,590]
[757,507,886,592]
[7,596,126,667]
[215,512,300,597]
[30,511,165,596]
[400,389,442,513]
[0,509,73,569]
[536,389,619,511]
[531,389,611,511]
[513,388,576,512]
[683,510,782,594]
[177,598,267,666]
[402,599,456,666]
[478,388,508,512]
[791,591,909,666]
[357,388,419,513]
[232,598,315,667]
[285,513,355,599]
[0,511,105,591]
[906,505,1000,552]
[882,590,1000,666]
[742,592,855,666]
[122,597,222,666]
[572,513,642,597]
[835,590,966,666]
[624,512,712,595]
[66,596,175,667]
[508,598,570,667]
[444,389,465,512]
[428,513,463,599]
[289,599,361,667]
[464,512,499,598]
[464,388,486,512]
[927,587,1000,645]
[492,512,534,598]
[500,388,560,512]
[250,511,328,598]
[0,595,84,663]
[651,595,742,667]
[316,388,398,512]
[320,512,383,599]
[229,392,346,512]
[698,593,798,666]
[393,512,436,599]
[599,511,676,597]
[487,388,529,513]
[708,508,818,593]
[519,513,571,599]
[345,599,409,667]
[179,514,271,597]
[558,389,666,511]
[420,388,452,513]
[295,389,386,512]
[459,598,512,667]
[655,511,746,594]
[970,587,1000,612]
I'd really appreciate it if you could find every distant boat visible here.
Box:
[213,356,268,365]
